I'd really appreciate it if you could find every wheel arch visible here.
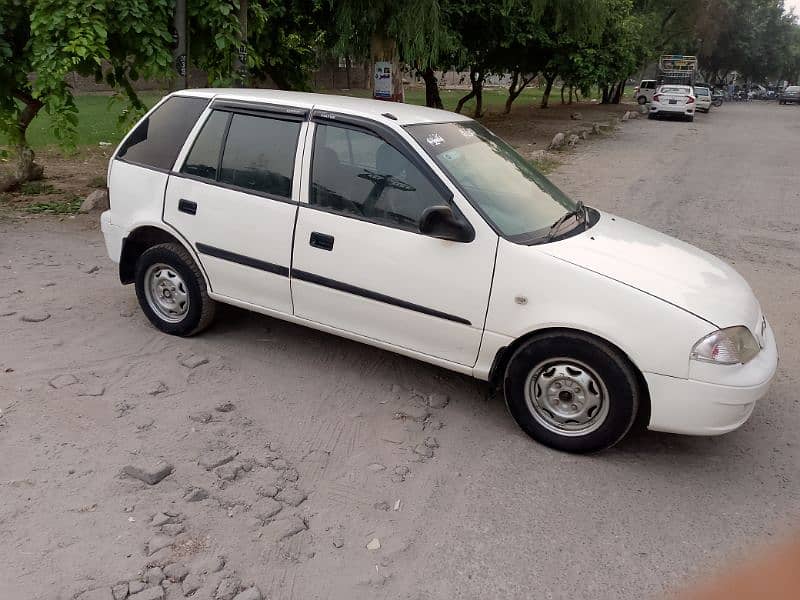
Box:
[119,225,208,288]
[488,326,651,428]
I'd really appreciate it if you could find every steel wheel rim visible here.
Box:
[524,358,610,437]
[143,263,189,323]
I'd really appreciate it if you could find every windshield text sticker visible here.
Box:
[426,132,445,146]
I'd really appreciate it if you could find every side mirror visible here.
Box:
[419,205,475,243]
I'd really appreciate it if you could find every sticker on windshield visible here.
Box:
[440,150,461,161]
[426,132,445,146]
[458,127,476,138]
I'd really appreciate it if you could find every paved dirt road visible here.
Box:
[1,102,798,600]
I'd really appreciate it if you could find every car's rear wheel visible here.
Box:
[637,96,647,105]
[504,331,640,453]
[135,243,216,336]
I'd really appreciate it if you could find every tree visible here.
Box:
[0,0,326,192]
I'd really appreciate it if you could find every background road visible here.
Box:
[1,102,798,600]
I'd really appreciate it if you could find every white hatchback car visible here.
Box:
[102,90,777,453]
[649,85,696,121]
[693,86,713,112]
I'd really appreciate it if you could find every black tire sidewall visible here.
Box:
[504,334,639,453]
[135,245,205,336]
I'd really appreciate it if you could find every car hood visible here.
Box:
[540,213,761,328]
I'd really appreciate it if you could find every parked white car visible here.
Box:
[102,90,777,453]
[634,79,658,104]
[649,85,696,121]
[693,85,712,112]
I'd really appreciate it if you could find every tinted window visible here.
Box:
[182,111,230,180]
[310,124,449,230]
[218,114,300,198]
[118,96,209,170]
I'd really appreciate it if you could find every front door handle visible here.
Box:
[178,199,197,215]
[309,231,334,251]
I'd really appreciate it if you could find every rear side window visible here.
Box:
[182,111,230,180]
[117,96,209,170]
[218,114,300,198]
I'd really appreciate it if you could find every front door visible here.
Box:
[164,107,305,315]
[291,119,497,366]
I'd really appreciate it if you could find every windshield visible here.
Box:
[406,121,576,242]
[695,88,710,96]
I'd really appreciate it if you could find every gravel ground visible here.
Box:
[0,101,798,600]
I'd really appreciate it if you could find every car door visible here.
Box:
[164,102,307,315]
[291,114,498,367]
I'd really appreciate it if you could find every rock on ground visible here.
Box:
[548,132,566,150]
[78,189,110,213]
[111,582,128,600]
[77,588,113,600]
[427,393,449,409]
[276,488,307,507]
[20,311,51,323]
[232,587,262,600]
[199,450,238,471]
[180,354,208,369]
[144,534,174,556]
[128,586,164,600]
[215,575,242,600]
[123,461,173,485]
[262,516,306,543]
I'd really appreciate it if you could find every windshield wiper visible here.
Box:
[547,200,587,241]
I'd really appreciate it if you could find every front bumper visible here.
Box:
[645,320,778,435]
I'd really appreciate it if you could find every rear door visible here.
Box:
[290,115,498,366]
[164,102,307,314]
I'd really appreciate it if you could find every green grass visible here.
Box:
[19,181,55,195]
[0,92,164,150]
[25,194,83,215]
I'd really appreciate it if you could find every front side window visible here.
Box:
[117,96,209,170]
[407,121,577,243]
[218,113,300,198]
[310,124,450,230]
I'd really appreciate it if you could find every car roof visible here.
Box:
[172,88,472,126]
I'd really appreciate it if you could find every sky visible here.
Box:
[786,0,800,17]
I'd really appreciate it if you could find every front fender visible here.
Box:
[483,239,715,379]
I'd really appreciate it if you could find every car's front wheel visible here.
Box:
[135,243,216,336]
[504,331,640,453]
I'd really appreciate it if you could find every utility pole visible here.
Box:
[172,0,188,90]
[233,0,249,87]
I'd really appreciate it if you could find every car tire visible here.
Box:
[637,96,647,105]
[687,115,695,122]
[503,331,640,453]
[647,112,655,120]
[134,243,216,336]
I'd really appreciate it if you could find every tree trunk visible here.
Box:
[560,84,566,104]
[370,34,404,102]
[422,67,443,109]
[345,56,352,89]
[1,93,44,193]
[540,73,556,108]
[455,66,484,116]
[504,72,535,114]
[600,84,611,104]
[568,86,574,104]
[611,79,625,104]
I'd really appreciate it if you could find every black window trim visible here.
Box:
[307,110,475,239]
[174,107,302,204]
[210,99,309,122]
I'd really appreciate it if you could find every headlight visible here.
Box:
[690,326,760,365]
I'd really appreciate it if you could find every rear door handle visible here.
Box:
[178,199,197,215]
[309,231,334,251]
